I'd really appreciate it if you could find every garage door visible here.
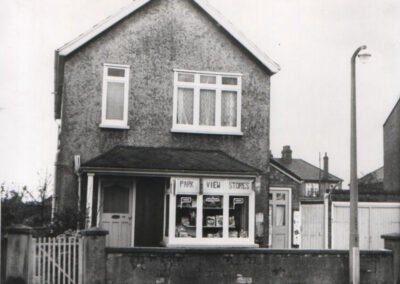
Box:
[301,203,324,249]
[332,202,400,249]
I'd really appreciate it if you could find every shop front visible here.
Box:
[80,146,260,248]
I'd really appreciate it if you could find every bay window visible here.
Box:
[165,177,255,246]
[100,63,130,129]
[172,69,242,135]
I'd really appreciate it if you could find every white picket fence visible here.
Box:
[32,236,83,284]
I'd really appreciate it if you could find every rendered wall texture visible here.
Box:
[56,0,271,228]
[105,247,393,284]
[384,99,400,193]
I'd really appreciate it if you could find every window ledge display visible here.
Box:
[164,177,256,247]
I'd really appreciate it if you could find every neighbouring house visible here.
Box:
[384,97,400,193]
[268,145,342,248]
[358,167,384,192]
[53,0,280,248]
[320,99,400,250]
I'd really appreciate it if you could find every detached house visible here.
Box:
[53,0,280,248]
[269,145,342,248]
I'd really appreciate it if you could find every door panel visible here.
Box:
[134,178,165,247]
[100,180,133,247]
[301,204,324,249]
[269,188,291,248]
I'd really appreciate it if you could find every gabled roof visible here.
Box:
[54,0,280,119]
[81,146,261,176]
[56,0,280,73]
[272,158,342,183]
[383,96,400,126]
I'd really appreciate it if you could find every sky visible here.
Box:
[0,0,399,196]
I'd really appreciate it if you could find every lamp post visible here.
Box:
[350,45,371,284]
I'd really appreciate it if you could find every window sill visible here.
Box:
[171,127,243,136]
[99,124,130,130]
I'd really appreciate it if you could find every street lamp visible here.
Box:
[349,45,371,284]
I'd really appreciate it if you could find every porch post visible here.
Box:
[86,173,95,228]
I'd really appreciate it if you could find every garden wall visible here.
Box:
[106,247,393,284]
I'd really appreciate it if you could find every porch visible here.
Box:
[80,146,262,248]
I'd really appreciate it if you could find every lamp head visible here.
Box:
[358,53,371,64]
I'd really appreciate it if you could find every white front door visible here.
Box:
[99,179,135,247]
[269,187,292,248]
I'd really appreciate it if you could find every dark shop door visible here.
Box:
[134,178,165,247]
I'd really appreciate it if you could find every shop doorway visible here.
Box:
[134,178,165,247]
[269,187,292,248]
[99,178,135,247]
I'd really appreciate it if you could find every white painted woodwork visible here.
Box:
[300,203,324,249]
[332,202,400,249]
[32,236,83,284]
[269,187,292,248]
[99,179,135,247]
[165,177,256,247]
[86,173,95,228]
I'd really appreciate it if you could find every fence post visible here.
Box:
[382,233,400,284]
[81,227,108,284]
[5,225,33,283]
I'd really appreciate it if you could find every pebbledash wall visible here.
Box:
[56,0,272,243]
[105,247,393,284]
[384,98,400,193]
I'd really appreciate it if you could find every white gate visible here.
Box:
[332,202,400,249]
[32,236,82,284]
[300,203,324,249]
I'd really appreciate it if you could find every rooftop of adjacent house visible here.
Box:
[271,146,343,182]
[359,167,384,185]
[81,146,261,175]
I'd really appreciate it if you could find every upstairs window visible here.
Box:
[172,70,242,135]
[100,64,130,129]
[305,183,320,197]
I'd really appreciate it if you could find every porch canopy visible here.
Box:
[80,145,261,177]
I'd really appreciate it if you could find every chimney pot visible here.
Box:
[323,153,329,180]
[281,145,292,162]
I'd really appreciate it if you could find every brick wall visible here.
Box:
[106,247,393,284]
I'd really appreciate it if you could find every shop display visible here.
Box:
[206,216,216,227]
[216,215,223,227]
[168,178,254,244]
[204,196,222,208]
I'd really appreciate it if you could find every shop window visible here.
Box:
[229,196,249,238]
[175,195,197,238]
[165,178,255,246]
[172,69,242,135]
[100,63,130,129]
[203,195,223,238]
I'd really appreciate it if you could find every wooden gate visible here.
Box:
[32,236,82,284]
[300,203,324,249]
[332,202,400,249]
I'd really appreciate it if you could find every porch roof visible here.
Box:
[80,146,261,177]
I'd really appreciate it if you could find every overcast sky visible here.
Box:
[0,0,399,195]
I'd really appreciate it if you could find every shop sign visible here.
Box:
[203,179,224,190]
[173,177,199,194]
[229,180,252,190]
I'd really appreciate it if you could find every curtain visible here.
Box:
[221,91,237,126]
[177,88,194,124]
[275,205,286,226]
[106,82,124,120]
[200,89,216,126]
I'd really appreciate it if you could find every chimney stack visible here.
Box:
[323,153,329,180]
[281,146,292,163]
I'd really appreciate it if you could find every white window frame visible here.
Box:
[100,63,130,129]
[305,183,319,197]
[172,69,243,136]
[164,177,256,247]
